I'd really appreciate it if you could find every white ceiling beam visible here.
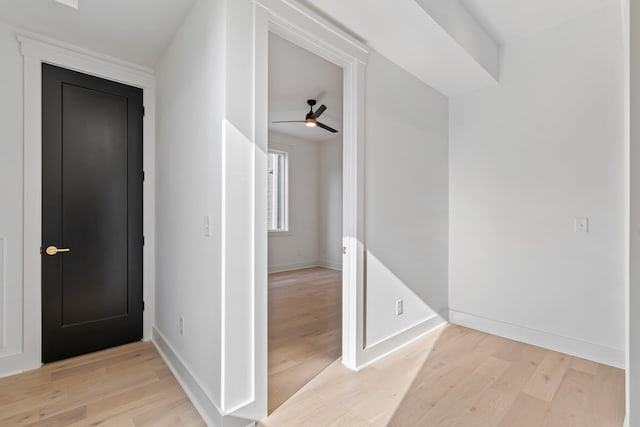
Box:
[302,0,499,96]
[415,0,499,80]
[54,0,79,10]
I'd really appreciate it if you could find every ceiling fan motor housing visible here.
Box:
[271,99,338,133]
[306,99,317,122]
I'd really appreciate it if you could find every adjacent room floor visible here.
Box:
[261,324,625,426]
[268,267,342,413]
[0,341,204,427]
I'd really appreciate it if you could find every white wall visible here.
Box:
[364,50,449,350]
[0,22,25,373]
[628,0,640,422]
[268,131,321,272]
[154,0,225,413]
[267,131,343,273]
[221,0,256,415]
[450,5,625,367]
[155,1,260,420]
[319,135,343,270]
[0,21,157,379]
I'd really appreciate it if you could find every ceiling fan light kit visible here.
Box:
[273,99,338,133]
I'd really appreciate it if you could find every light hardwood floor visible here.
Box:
[0,269,625,426]
[268,267,342,413]
[0,341,205,427]
[262,324,625,426]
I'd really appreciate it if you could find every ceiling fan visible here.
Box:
[272,99,338,133]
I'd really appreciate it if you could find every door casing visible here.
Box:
[15,35,156,374]
[246,0,368,420]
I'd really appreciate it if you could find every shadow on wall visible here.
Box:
[362,50,449,350]
[365,248,448,348]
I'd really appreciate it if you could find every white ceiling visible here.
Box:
[460,0,619,45]
[0,0,619,98]
[268,33,343,142]
[0,0,197,68]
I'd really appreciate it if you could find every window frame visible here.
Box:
[267,149,289,233]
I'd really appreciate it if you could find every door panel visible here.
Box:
[42,64,143,363]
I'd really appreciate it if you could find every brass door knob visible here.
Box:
[45,246,71,256]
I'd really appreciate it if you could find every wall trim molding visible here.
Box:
[152,328,222,426]
[449,310,625,368]
[0,237,5,351]
[152,328,253,427]
[267,261,343,273]
[358,313,448,370]
[251,0,368,419]
[268,261,320,274]
[6,33,157,377]
[17,32,154,76]
[318,260,342,271]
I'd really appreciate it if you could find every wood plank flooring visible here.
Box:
[0,267,625,427]
[261,324,625,426]
[0,341,205,427]
[268,267,342,414]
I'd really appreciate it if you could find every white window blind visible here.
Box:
[268,150,288,232]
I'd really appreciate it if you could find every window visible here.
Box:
[268,150,288,232]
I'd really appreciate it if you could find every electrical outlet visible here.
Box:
[396,300,404,316]
[179,316,185,336]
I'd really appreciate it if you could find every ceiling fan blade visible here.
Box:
[312,104,327,118]
[272,120,305,123]
[317,121,338,133]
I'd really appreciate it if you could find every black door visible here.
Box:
[42,64,143,363]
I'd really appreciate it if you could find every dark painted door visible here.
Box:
[42,64,143,363]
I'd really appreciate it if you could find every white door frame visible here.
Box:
[15,34,156,374]
[251,0,368,419]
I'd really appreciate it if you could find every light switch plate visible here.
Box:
[204,215,212,237]
[574,217,589,233]
[396,300,404,316]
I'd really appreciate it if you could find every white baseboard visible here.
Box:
[152,327,255,427]
[357,312,448,370]
[0,351,41,379]
[0,367,28,379]
[318,260,342,271]
[268,261,319,273]
[268,261,342,273]
[449,310,625,369]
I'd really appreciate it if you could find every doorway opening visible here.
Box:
[267,32,344,413]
